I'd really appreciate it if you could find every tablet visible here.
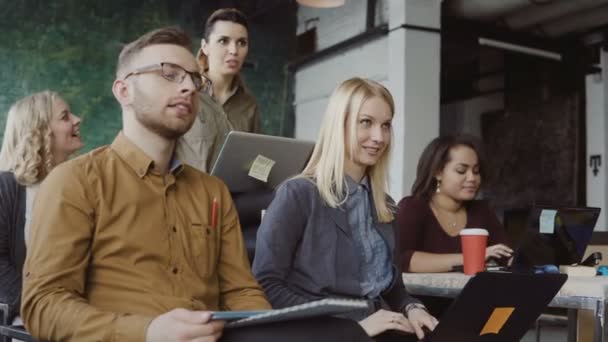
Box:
[210,310,269,321]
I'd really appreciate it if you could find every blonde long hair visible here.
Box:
[300,77,395,223]
[0,91,59,186]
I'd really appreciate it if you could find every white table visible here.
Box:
[402,272,608,342]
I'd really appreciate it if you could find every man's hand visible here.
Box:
[358,309,415,337]
[146,308,225,342]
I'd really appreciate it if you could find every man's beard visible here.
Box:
[131,87,194,140]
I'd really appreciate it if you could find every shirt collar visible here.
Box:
[168,156,184,174]
[204,74,244,101]
[345,175,370,195]
[111,132,184,178]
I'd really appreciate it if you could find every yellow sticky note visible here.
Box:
[248,155,276,183]
[479,307,515,335]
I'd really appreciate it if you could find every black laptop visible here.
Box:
[510,206,600,271]
[425,272,567,342]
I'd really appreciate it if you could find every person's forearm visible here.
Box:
[22,285,152,342]
[257,277,315,309]
[381,266,421,312]
[220,280,272,311]
[0,262,21,317]
[409,252,463,273]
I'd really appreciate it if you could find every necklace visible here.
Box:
[430,201,465,235]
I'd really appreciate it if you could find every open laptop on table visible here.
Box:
[210,131,315,193]
[424,272,567,342]
[510,206,600,272]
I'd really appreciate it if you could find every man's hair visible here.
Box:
[116,26,192,77]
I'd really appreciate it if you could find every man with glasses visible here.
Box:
[124,62,206,91]
[20,27,370,342]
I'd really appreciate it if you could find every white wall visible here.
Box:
[294,37,389,140]
[297,1,366,50]
[294,0,390,142]
[586,50,608,231]
[388,11,441,200]
[296,0,389,50]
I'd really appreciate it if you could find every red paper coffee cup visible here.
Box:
[460,228,489,275]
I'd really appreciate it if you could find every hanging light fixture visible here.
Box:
[296,0,345,8]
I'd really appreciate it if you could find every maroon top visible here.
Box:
[396,196,510,272]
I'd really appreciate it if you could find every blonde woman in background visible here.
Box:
[253,78,437,342]
[0,91,82,324]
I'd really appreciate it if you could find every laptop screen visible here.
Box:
[426,272,567,342]
[512,206,600,269]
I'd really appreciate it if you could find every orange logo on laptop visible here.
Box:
[479,307,515,335]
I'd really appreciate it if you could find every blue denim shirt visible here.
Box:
[344,176,393,298]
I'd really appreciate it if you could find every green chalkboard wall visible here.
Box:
[0,0,296,153]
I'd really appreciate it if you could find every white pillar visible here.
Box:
[586,50,608,231]
[387,0,441,200]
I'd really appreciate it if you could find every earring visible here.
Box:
[436,179,441,193]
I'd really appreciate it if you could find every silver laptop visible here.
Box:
[210,131,315,193]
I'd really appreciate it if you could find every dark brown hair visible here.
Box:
[197,8,249,72]
[116,26,192,77]
[411,135,486,201]
[203,8,249,40]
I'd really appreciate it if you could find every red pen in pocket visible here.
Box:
[211,197,218,228]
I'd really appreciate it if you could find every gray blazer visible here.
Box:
[252,177,420,319]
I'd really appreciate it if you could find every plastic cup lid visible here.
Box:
[459,228,489,236]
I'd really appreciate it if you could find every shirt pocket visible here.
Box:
[189,222,217,277]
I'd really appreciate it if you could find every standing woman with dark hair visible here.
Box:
[0,91,82,323]
[397,135,512,273]
[177,8,260,172]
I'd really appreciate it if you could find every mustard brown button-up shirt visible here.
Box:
[21,132,270,342]
[177,78,260,173]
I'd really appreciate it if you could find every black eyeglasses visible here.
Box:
[124,62,208,91]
